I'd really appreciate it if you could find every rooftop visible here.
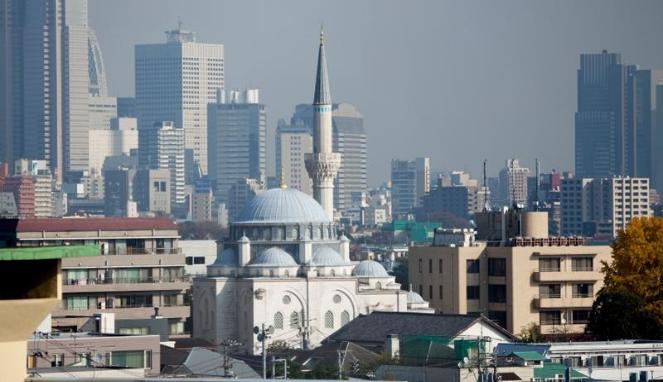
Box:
[235,187,330,224]
[0,217,177,232]
[0,245,98,261]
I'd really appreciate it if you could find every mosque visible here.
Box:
[192,31,432,355]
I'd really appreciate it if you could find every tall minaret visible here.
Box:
[305,29,341,220]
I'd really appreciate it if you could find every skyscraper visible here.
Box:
[573,51,662,179]
[1,0,93,181]
[135,25,224,176]
[138,121,185,212]
[207,89,266,205]
[332,103,367,213]
[390,157,430,218]
[276,119,313,195]
[305,30,341,219]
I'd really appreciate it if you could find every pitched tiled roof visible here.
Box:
[328,311,515,344]
[0,217,177,232]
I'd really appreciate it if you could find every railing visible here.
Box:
[104,248,182,256]
[572,292,592,298]
[571,265,593,272]
[539,293,561,299]
[539,266,561,272]
[64,276,188,286]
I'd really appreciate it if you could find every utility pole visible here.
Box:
[337,349,344,380]
[220,338,242,377]
[254,324,274,380]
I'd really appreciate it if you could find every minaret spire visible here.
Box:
[306,29,341,220]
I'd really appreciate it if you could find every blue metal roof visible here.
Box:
[235,188,330,224]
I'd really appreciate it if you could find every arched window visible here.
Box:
[341,310,350,326]
[330,269,336,277]
[376,281,382,290]
[273,312,284,329]
[290,311,300,328]
[325,311,334,329]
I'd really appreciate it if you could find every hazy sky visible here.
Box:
[89,0,663,186]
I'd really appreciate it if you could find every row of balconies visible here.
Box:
[62,278,190,293]
[533,269,599,282]
[533,295,595,309]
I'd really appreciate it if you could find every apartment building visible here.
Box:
[561,177,650,238]
[409,211,612,336]
[0,218,189,338]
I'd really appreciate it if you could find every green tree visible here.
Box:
[603,217,663,325]
[588,288,661,340]
[518,323,544,343]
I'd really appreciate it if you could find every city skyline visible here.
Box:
[88,0,663,185]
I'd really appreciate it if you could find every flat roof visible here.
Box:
[0,217,177,233]
[0,245,98,261]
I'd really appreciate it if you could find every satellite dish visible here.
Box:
[253,326,260,334]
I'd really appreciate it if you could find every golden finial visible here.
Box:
[279,166,287,189]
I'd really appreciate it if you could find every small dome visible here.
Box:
[248,247,298,267]
[352,260,389,277]
[235,188,330,224]
[406,290,425,304]
[213,248,238,267]
[311,247,346,266]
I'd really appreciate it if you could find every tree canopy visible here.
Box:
[603,217,663,324]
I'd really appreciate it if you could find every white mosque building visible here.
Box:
[192,31,431,354]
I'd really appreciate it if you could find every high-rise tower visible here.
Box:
[305,30,341,219]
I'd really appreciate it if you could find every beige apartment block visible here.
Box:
[409,215,612,336]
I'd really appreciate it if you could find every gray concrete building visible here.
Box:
[134,168,171,216]
[135,25,224,175]
[561,176,650,238]
[391,157,430,218]
[207,89,266,204]
[138,121,185,213]
[275,120,313,195]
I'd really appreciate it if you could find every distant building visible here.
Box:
[88,117,139,173]
[207,89,266,204]
[191,178,214,222]
[117,96,136,118]
[103,167,136,217]
[179,240,217,276]
[135,25,224,175]
[409,211,612,335]
[226,178,262,222]
[561,176,650,238]
[391,158,430,218]
[88,95,117,130]
[498,159,530,207]
[134,168,171,216]
[138,121,185,213]
[0,192,18,218]
[422,173,480,219]
[275,120,312,195]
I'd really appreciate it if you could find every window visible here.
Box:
[572,310,591,324]
[324,311,334,329]
[185,257,193,265]
[118,327,148,335]
[66,296,89,310]
[540,310,561,325]
[274,312,284,329]
[488,284,506,303]
[539,284,561,298]
[194,257,205,264]
[428,259,433,273]
[169,320,185,335]
[488,258,506,276]
[539,258,561,272]
[109,350,146,368]
[429,285,433,299]
[466,259,480,274]
[290,312,300,328]
[467,286,480,300]
[572,257,593,271]
[439,285,443,300]
[418,259,422,273]
[341,311,350,326]
[418,284,423,296]
[573,283,593,298]
[438,259,443,273]
[163,294,178,306]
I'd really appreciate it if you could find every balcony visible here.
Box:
[62,277,190,293]
[533,295,595,309]
[533,269,600,282]
[51,304,190,321]
[540,323,586,334]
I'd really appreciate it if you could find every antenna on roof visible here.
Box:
[482,159,489,212]
[534,158,540,211]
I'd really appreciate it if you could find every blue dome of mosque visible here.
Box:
[352,260,390,277]
[235,188,330,224]
[248,247,298,267]
[213,248,238,267]
[311,247,346,266]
